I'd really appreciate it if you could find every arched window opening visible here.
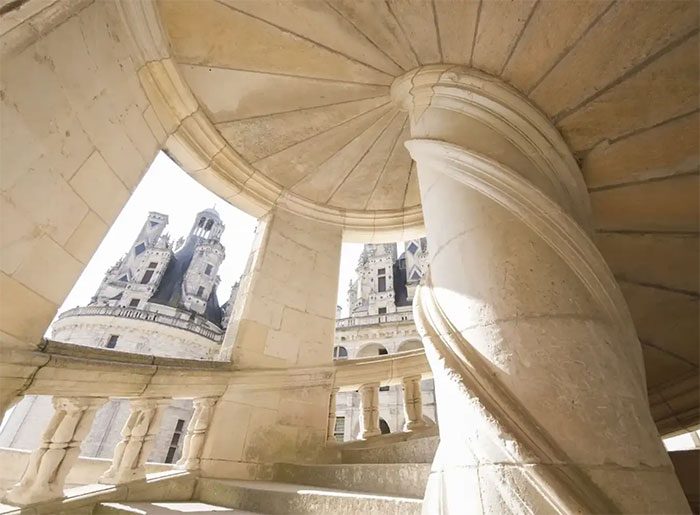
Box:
[379,418,391,435]
[397,340,423,353]
[333,346,348,359]
[357,343,388,358]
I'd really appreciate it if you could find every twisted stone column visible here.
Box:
[394,66,689,514]
[100,398,168,484]
[176,397,217,471]
[6,396,105,505]
[358,383,380,439]
[401,375,425,432]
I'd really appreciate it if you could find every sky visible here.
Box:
[53,152,366,326]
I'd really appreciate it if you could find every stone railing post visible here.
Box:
[402,374,425,431]
[325,388,339,444]
[99,398,168,484]
[6,396,106,505]
[358,382,380,439]
[176,397,217,471]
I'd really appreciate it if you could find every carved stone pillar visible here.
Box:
[401,375,425,432]
[358,383,380,439]
[394,66,690,514]
[99,398,168,484]
[176,397,217,471]
[325,388,339,444]
[6,396,105,505]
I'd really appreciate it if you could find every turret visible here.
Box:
[181,208,226,315]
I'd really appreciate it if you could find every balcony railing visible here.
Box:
[335,311,414,328]
[0,339,431,509]
[57,305,224,342]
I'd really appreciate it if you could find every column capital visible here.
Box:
[391,65,591,229]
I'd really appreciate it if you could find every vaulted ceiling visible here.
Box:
[156,0,699,433]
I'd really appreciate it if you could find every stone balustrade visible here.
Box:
[0,339,432,506]
[58,305,224,341]
[330,349,432,442]
[335,311,413,328]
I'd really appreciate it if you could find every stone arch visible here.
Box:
[397,339,423,352]
[356,343,389,358]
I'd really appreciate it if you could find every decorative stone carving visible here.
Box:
[176,397,217,471]
[99,398,168,484]
[6,397,105,505]
[398,66,690,514]
[358,383,381,439]
[325,388,339,444]
[401,375,425,432]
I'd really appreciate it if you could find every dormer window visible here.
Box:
[205,264,213,276]
[377,267,387,293]
[197,286,205,297]
[141,270,154,284]
[148,262,157,269]
[129,299,140,307]
[134,242,146,255]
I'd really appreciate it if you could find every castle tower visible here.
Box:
[181,208,226,316]
[93,212,172,308]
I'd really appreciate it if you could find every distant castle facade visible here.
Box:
[52,208,237,360]
[333,239,436,440]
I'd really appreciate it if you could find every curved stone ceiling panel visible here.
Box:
[153,0,698,431]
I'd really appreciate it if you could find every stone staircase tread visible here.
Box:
[277,462,429,468]
[97,501,261,514]
[202,479,423,502]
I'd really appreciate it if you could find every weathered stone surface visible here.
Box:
[273,462,429,498]
[330,111,408,208]
[64,211,108,265]
[196,477,422,514]
[620,281,699,369]
[531,0,699,118]
[327,0,418,71]
[217,96,389,163]
[471,0,537,76]
[291,107,398,204]
[582,111,699,189]
[387,0,440,65]
[596,233,698,294]
[433,0,479,65]
[557,33,700,152]
[590,174,699,233]
[160,0,391,85]
[503,0,612,92]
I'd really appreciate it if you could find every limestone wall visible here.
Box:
[1,0,167,353]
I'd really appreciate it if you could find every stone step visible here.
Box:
[196,478,422,515]
[340,435,439,464]
[94,501,259,514]
[273,462,429,498]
